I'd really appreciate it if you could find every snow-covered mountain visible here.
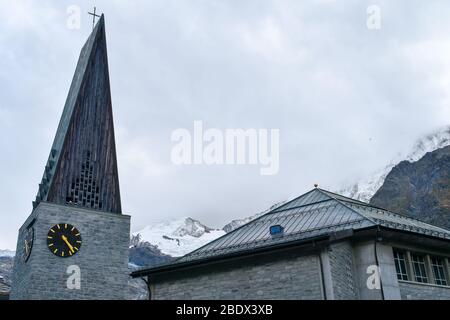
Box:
[339,164,395,203]
[406,126,450,162]
[339,125,450,202]
[0,250,15,258]
[132,217,226,257]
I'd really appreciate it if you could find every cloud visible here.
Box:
[0,0,449,248]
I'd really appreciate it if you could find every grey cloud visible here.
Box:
[0,0,449,248]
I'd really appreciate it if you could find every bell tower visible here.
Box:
[10,15,130,300]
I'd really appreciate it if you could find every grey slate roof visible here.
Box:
[176,188,450,263]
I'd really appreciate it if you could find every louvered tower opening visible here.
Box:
[66,151,103,210]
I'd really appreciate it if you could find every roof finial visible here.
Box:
[314,183,319,188]
[88,7,101,30]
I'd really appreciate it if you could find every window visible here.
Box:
[431,257,448,286]
[269,225,284,236]
[411,254,428,283]
[393,248,450,286]
[393,250,409,281]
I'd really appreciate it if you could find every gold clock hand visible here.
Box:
[62,235,74,253]
[61,235,75,253]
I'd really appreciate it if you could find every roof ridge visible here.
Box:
[316,188,379,226]
[270,198,334,214]
[319,188,450,233]
[346,202,450,234]
[269,188,319,212]
[317,188,369,205]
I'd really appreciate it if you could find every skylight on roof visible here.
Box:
[270,225,284,237]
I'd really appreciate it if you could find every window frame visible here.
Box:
[430,256,448,286]
[410,253,429,283]
[392,248,450,287]
[393,250,409,281]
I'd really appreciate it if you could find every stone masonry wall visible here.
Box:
[10,202,130,300]
[152,253,323,300]
[327,241,358,300]
[399,282,450,300]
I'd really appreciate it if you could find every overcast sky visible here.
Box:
[1,0,449,249]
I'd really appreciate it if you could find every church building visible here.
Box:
[132,188,450,300]
[7,10,450,301]
[10,15,130,300]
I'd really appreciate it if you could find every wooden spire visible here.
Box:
[34,15,122,214]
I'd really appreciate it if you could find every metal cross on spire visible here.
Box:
[88,7,101,30]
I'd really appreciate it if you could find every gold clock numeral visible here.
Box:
[48,236,52,239]
[65,224,68,229]
[50,229,55,233]
[75,233,80,236]
[49,243,54,247]
[57,224,61,230]
[62,251,65,257]
[53,249,58,254]
[74,247,79,251]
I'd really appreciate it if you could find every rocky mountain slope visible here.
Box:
[129,234,173,267]
[371,145,450,229]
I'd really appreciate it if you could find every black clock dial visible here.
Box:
[22,227,34,262]
[47,224,82,258]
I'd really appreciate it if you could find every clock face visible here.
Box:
[47,224,82,258]
[22,227,34,262]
